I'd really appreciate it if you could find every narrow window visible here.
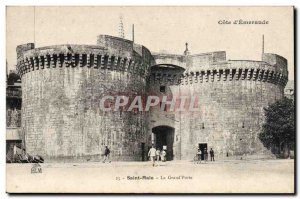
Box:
[160,86,166,93]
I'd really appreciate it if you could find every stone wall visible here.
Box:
[149,53,288,160]
[16,36,154,162]
[148,65,185,159]
[188,51,226,70]
[16,33,289,162]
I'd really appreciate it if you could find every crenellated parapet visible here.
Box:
[16,35,155,79]
[151,62,288,87]
[151,51,288,88]
[178,64,288,87]
[16,47,151,79]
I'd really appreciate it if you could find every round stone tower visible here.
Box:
[149,51,288,160]
[16,35,154,162]
[178,52,289,160]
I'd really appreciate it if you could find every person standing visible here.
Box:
[103,146,111,163]
[210,148,215,161]
[13,144,17,162]
[148,145,157,166]
[160,149,167,162]
[196,148,202,164]
[204,148,208,162]
[156,148,161,161]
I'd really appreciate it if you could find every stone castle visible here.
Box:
[15,35,288,162]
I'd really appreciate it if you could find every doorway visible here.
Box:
[152,126,175,161]
[198,143,207,160]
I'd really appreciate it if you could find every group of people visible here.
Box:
[148,145,167,166]
[196,148,215,164]
[101,145,215,165]
[102,145,167,166]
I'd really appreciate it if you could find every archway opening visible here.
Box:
[152,125,175,161]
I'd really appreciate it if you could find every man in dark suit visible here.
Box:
[210,148,215,161]
[103,146,111,163]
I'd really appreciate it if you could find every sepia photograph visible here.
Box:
[5,6,295,194]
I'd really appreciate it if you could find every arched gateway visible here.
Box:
[152,125,175,161]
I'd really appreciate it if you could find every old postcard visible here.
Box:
[6,6,295,193]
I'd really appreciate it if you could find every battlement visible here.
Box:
[151,71,286,87]
[150,50,288,87]
[150,60,288,87]
[16,39,289,94]
[17,52,151,78]
[16,35,155,78]
[179,61,288,86]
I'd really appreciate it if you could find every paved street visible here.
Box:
[6,159,294,193]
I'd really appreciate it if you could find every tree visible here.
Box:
[259,97,295,158]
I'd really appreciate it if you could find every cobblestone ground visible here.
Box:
[6,159,294,193]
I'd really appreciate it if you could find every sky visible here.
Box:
[6,6,294,79]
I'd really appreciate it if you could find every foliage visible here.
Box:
[259,97,294,155]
